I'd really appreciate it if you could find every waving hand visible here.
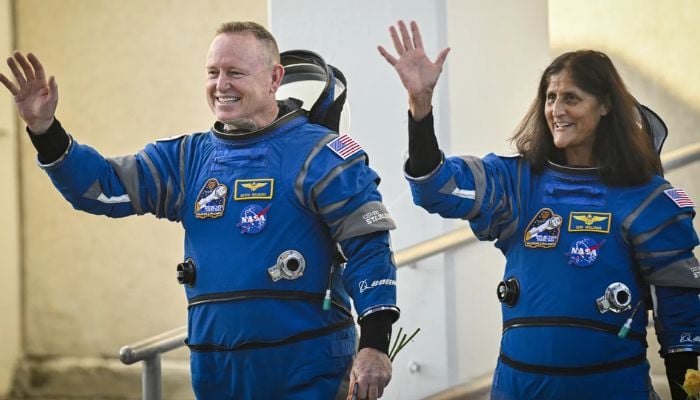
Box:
[377,20,449,120]
[0,52,57,134]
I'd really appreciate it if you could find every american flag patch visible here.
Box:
[664,188,696,208]
[326,135,362,159]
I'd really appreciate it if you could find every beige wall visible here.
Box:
[0,0,22,396]
[446,0,551,157]
[7,0,265,394]
[549,0,700,116]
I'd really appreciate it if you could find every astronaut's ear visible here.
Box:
[600,96,610,117]
[270,63,285,93]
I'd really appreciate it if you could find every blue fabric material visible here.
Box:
[190,326,355,399]
[408,153,699,398]
[490,359,656,400]
[42,112,398,397]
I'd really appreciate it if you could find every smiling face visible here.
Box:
[205,32,283,129]
[544,69,609,166]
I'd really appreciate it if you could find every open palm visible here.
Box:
[0,52,57,133]
[378,20,449,119]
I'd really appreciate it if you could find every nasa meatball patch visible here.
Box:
[237,204,271,234]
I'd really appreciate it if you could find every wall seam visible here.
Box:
[435,0,459,388]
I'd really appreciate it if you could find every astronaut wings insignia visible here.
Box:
[573,215,607,225]
[241,182,267,191]
[568,212,611,233]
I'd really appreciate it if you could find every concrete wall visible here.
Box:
[0,0,22,397]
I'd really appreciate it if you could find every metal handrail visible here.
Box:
[119,141,700,400]
[661,141,700,170]
[120,326,188,365]
[119,326,188,400]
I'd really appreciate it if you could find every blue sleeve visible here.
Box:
[295,134,396,241]
[406,152,522,243]
[294,132,399,320]
[652,285,700,355]
[42,134,187,221]
[339,230,398,321]
[625,182,700,354]
[406,153,476,219]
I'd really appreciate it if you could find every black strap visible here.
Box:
[279,49,347,132]
[189,289,322,306]
[503,317,647,344]
[188,317,355,352]
[499,352,646,376]
[320,65,347,132]
[188,289,351,315]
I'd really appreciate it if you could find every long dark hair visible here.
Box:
[512,50,662,186]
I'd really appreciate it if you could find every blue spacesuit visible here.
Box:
[38,98,399,398]
[407,147,700,399]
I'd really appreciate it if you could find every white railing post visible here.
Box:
[142,354,162,400]
[120,326,187,400]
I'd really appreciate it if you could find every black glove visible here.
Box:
[665,351,698,400]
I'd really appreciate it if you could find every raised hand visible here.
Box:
[0,52,58,134]
[377,20,449,120]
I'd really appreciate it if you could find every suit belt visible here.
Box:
[499,352,646,375]
[188,289,352,316]
[187,318,355,352]
[503,316,647,344]
[501,316,647,375]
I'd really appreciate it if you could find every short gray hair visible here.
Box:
[216,21,280,64]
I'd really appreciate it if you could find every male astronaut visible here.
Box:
[1,21,398,399]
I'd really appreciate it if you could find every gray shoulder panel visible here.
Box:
[106,155,144,214]
[459,155,486,220]
[332,201,396,242]
[642,256,700,288]
[499,159,524,242]
[310,155,367,214]
[631,213,693,247]
[621,182,672,244]
[294,133,337,208]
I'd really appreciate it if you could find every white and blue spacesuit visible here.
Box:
[405,113,700,400]
[32,51,399,398]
